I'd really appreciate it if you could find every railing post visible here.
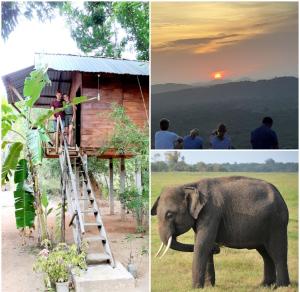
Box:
[109,158,114,215]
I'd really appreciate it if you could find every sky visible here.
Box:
[151,151,298,164]
[151,2,298,84]
[0,11,135,97]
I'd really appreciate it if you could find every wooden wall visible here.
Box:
[79,73,149,148]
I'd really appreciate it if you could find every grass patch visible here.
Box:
[151,172,298,291]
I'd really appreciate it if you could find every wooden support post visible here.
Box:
[109,158,114,215]
[135,157,142,226]
[120,157,126,221]
[135,158,142,194]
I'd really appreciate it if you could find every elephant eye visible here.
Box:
[166,212,173,220]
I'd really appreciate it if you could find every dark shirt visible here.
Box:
[51,100,64,119]
[183,136,203,149]
[251,125,278,149]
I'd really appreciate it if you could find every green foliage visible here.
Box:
[14,181,35,229]
[24,66,51,107]
[108,103,148,156]
[34,243,87,286]
[14,159,28,184]
[2,101,19,139]
[1,142,23,185]
[26,129,43,165]
[120,186,148,229]
[113,2,149,60]
[61,2,149,60]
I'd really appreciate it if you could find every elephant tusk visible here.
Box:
[155,242,164,257]
[160,236,172,259]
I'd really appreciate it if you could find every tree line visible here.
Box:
[152,153,297,173]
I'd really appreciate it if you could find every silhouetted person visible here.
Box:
[174,137,184,149]
[183,128,203,149]
[251,117,279,149]
[210,124,232,149]
[154,118,178,149]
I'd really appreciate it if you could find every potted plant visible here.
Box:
[34,242,87,291]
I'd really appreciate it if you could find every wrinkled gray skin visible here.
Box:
[151,176,290,288]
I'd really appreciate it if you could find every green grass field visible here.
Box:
[151,172,298,292]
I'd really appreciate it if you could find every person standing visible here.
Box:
[63,94,76,146]
[50,89,65,147]
[183,128,203,149]
[251,117,279,149]
[154,118,178,149]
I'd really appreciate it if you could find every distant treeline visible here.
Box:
[151,159,298,172]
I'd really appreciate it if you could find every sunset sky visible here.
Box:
[151,2,298,84]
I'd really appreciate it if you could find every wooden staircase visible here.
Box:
[58,132,115,267]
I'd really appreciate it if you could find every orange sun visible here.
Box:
[213,71,224,80]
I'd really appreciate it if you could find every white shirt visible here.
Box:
[210,135,231,149]
[155,131,178,149]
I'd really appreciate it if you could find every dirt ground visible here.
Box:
[2,191,149,292]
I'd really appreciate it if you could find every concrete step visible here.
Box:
[72,262,135,292]
[86,253,111,265]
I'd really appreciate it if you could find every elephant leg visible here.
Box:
[266,228,290,287]
[204,253,215,286]
[256,246,276,286]
[192,220,219,288]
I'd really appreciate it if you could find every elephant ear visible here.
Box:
[184,187,207,219]
[151,196,160,216]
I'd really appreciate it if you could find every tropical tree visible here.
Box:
[61,2,149,60]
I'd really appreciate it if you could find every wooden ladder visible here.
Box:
[58,121,115,268]
[75,152,115,268]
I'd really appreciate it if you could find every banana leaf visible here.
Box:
[1,142,23,185]
[14,159,28,184]
[26,129,43,165]
[24,67,50,108]
[14,183,35,228]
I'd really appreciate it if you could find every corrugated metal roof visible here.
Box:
[2,53,148,105]
[35,53,149,76]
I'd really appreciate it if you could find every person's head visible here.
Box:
[56,89,62,100]
[63,94,70,102]
[262,117,273,128]
[174,137,184,149]
[216,124,227,140]
[160,118,170,131]
[190,128,199,139]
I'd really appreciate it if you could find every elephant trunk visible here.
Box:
[171,237,194,252]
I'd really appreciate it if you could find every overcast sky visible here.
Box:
[152,2,298,84]
[151,151,298,164]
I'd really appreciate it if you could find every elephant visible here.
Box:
[151,176,290,288]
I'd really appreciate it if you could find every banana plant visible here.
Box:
[2,66,87,242]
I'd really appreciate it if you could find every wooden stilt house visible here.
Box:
[2,53,149,267]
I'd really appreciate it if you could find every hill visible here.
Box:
[151,77,298,149]
[152,83,193,94]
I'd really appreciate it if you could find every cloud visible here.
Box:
[151,2,298,55]
[153,33,243,54]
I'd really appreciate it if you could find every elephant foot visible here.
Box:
[260,280,276,287]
